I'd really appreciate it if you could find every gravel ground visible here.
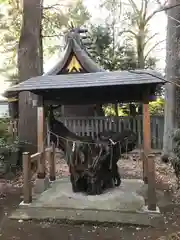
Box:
[0,152,179,240]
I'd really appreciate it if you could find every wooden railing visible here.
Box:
[22,144,56,204]
[59,115,164,149]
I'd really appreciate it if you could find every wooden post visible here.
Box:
[37,152,46,179]
[140,150,147,182]
[143,100,151,183]
[147,154,157,211]
[23,152,32,204]
[47,121,50,147]
[46,144,56,181]
[37,99,44,152]
[37,97,46,179]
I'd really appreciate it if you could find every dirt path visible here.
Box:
[0,188,179,240]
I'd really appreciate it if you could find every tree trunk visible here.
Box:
[137,31,145,69]
[18,0,43,153]
[163,1,180,157]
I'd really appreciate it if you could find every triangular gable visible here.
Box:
[44,33,105,76]
[66,55,83,73]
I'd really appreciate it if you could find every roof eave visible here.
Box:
[44,39,73,76]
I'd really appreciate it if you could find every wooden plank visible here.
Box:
[159,116,164,149]
[37,97,46,179]
[37,106,44,153]
[137,116,142,146]
[104,119,108,131]
[77,119,80,135]
[37,152,46,179]
[151,117,156,149]
[140,151,148,184]
[143,104,151,152]
[99,119,103,133]
[30,152,41,163]
[143,103,151,183]
[72,119,76,133]
[46,121,50,147]
[91,119,94,138]
[23,152,32,204]
[95,118,99,137]
[156,117,162,149]
[81,119,85,136]
[147,154,157,211]
[85,119,89,136]
[46,144,56,181]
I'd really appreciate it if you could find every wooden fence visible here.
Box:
[59,115,164,149]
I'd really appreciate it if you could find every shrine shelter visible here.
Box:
[4,30,166,213]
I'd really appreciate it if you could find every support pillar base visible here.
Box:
[143,177,148,184]
[34,177,50,194]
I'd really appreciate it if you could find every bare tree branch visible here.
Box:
[144,39,165,60]
[142,0,150,21]
[42,34,63,38]
[168,15,180,25]
[127,0,140,15]
[119,29,137,37]
[146,3,180,23]
[43,3,67,10]
[143,33,159,48]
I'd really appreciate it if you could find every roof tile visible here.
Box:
[5,69,165,97]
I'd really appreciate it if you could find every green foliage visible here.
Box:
[84,23,158,116]
[103,104,128,116]
[0,0,91,83]
[0,0,21,82]
[0,118,20,168]
[99,0,160,69]
[67,0,90,27]
[0,118,11,141]
[86,25,138,71]
[149,97,164,115]
[103,98,164,117]
[85,24,157,71]
[43,0,91,58]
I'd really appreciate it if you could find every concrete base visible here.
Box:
[10,207,164,227]
[10,178,163,226]
[33,177,50,194]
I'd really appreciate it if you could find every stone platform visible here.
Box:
[10,178,163,226]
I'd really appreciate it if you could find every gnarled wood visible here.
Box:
[48,107,137,195]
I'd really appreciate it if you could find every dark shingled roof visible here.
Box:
[45,32,105,75]
[5,69,165,98]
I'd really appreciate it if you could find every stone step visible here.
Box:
[9,207,164,227]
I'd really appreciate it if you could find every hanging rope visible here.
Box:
[48,129,137,172]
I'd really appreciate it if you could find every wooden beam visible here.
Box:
[147,154,157,211]
[143,98,151,184]
[143,103,151,152]
[46,144,56,181]
[37,97,46,178]
[37,103,44,152]
[23,152,32,204]
[37,152,46,179]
